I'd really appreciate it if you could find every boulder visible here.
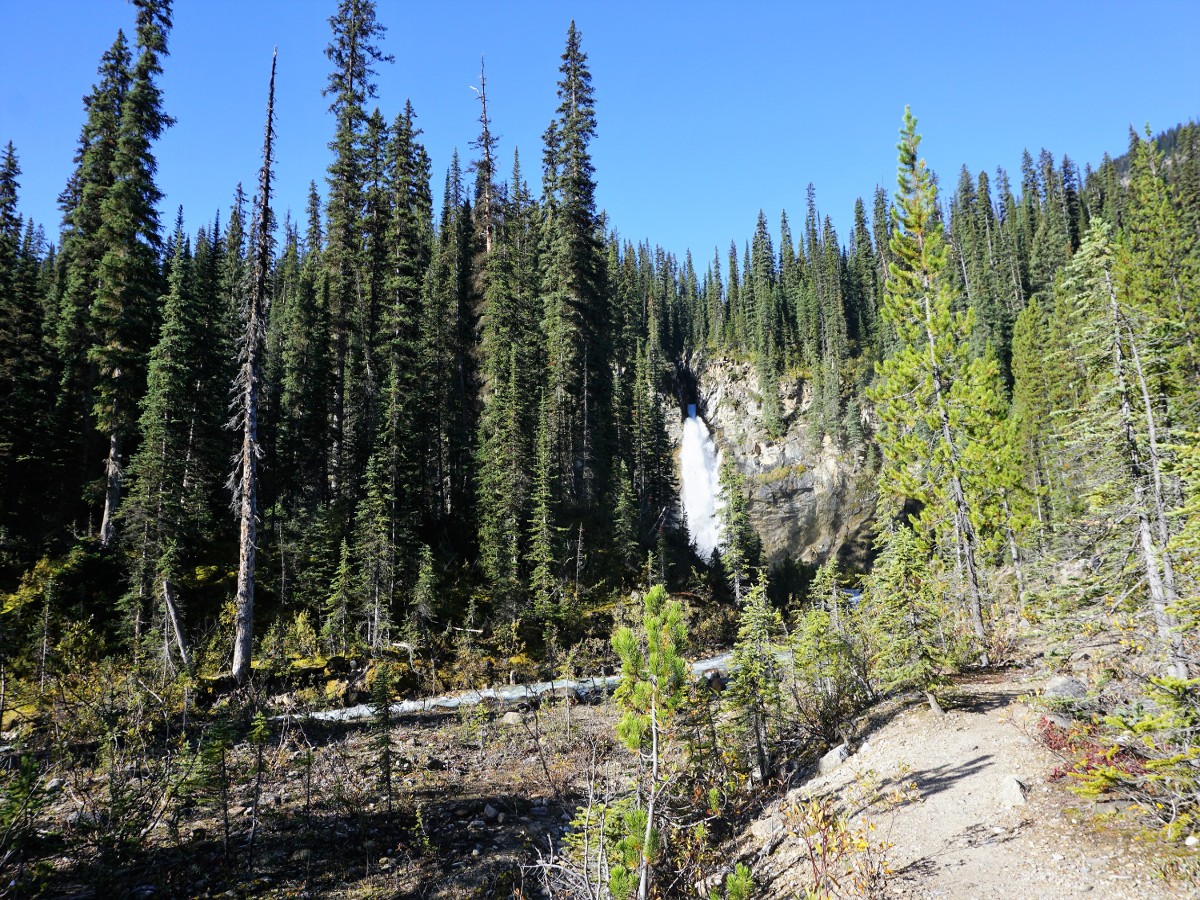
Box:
[818,743,851,774]
[1000,776,1027,807]
[1044,676,1088,701]
[1094,799,1136,815]
[750,815,783,841]
[1042,711,1074,729]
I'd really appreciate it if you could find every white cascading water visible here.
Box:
[680,403,724,561]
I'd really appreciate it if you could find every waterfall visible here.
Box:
[680,404,723,562]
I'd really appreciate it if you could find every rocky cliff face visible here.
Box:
[670,352,876,568]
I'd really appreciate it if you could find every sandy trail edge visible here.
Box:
[743,670,1188,899]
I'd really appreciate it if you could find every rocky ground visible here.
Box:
[11,644,1198,898]
[737,668,1196,899]
[17,700,623,899]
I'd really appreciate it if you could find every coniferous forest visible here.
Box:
[2,1,1200,897]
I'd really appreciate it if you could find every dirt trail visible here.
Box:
[746,669,1187,899]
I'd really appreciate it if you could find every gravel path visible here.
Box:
[745,670,1190,899]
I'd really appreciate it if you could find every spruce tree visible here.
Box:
[477,153,540,611]
[724,240,741,349]
[275,183,332,522]
[749,210,783,436]
[540,22,611,512]
[421,151,476,545]
[1119,129,1199,389]
[868,108,999,664]
[860,525,948,710]
[323,538,355,657]
[90,0,173,547]
[846,196,880,354]
[0,145,50,551]
[718,457,757,601]
[528,391,562,617]
[728,577,784,780]
[1009,296,1074,534]
[121,222,197,665]
[1058,221,1187,678]
[52,32,131,534]
[382,100,434,557]
[630,339,674,544]
[322,0,392,504]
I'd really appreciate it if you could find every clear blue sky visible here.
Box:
[2,0,1198,262]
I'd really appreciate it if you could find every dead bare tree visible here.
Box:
[230,50,276,685]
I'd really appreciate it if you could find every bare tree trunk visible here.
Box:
[474,58,495,255]
[1123,321,1181,608]
[39,588,50,696]
[99,431,122,547]
[161,579,190,671]
[918,260,989,664]
[1032,460,1047,539]
[232,51,276,686]
[637,694,659,900]
[1104,267,1187,679]
[1001,491,1027,610]
[0,656,6,737]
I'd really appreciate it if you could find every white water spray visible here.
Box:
[680,404,724,561]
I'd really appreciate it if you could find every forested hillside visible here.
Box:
[2,1,1199,896]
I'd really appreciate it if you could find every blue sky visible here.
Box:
[2,0,1198,262]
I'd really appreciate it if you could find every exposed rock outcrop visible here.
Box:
[671,352,876,568]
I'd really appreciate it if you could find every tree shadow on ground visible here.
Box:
[839,753,996,818]
[890,821,1022,881]
[29,784,581,900]
[900,754,995,799]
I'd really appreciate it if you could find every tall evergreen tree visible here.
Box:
[422,150,476,545]
[718,457,757,601]
[322,0,392,504]
[477,152,541,610]
[1059,221,1187,678]
[540,22,610,513]
[121,222,195,666]
[845,196,879,354]
[0,145,50,551]
[1120,129,1199,389]
[868,108,999,663]
[90,0,173,547]
[272,183,331,568]
[750,210,783,436]
[52,32,131,535]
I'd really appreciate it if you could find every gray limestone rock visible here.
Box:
[818,742,851,774]
[1044,675,1088,701]
[674,352,876,567]
[1000,775,1027,807]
